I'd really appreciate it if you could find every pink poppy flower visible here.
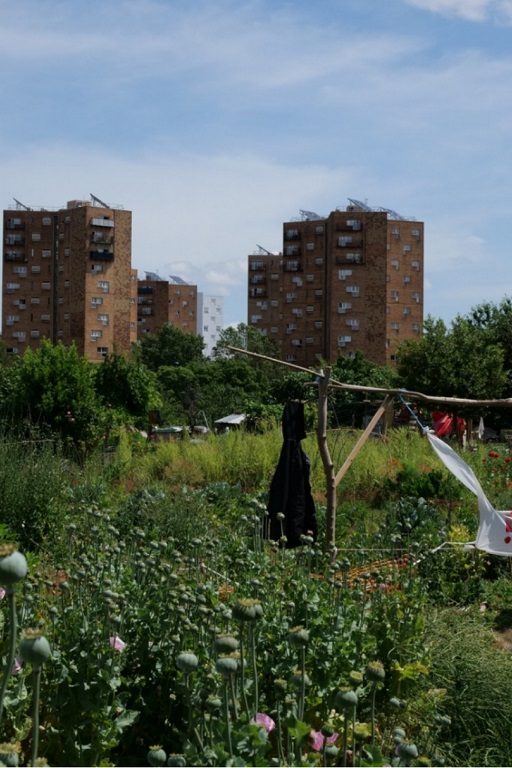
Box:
[251,713,276,733]
[109,634,126,652]
[12,657,23,675]
[310,730,339,751]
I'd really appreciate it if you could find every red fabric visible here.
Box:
[432,411,466,438]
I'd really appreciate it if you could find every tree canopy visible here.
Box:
[136,324,204,371]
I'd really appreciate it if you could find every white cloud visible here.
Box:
[0,142,356,324]
[403,0,512,22]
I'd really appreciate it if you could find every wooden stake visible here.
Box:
[334,396,392,488]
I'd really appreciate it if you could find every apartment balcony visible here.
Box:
[138,286,154,295]
[90,250,114,261]
[4,251,26,262]
[5,221,25,230]
[249,261,266,271]
[91,233,114,245]
[4,236,25,246]
[90,217,114,228]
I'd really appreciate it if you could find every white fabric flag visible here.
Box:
[426,432,512,556]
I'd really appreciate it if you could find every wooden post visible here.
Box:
[316,367,337,551]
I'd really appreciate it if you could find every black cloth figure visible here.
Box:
[267,401,318,548]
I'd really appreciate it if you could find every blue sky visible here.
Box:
[2,0,512,328]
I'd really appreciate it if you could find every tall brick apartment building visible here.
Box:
[248,200,424,366]
[137,273,198,336]
[2,198,137,360]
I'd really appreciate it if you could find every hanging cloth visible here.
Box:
[267,400,318,548]
[426,432,512,556]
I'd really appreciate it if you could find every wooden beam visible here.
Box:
[226,346,512,408]
[334,396,392,488]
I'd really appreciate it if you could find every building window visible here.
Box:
[403,245,412,253]
[41,314,50,322]
[391,322,400,331]
[391,259,400,270]
[337,335,352,347]
[31,265,41,274]
[285,229,299,240]
[306,242,315,251]
[338,269,352,281]
[42,216,52,226]
[338,236,353,247]
[91,296,103,307]
[411,260,420,271]
[13,266,27,276]
[90,329,103,340]
[403,307,411,316]
[411,228,421,239]
[315,225,324,234]
[98,280,110,293]
[338,302,352,314]
[98,314,109,326]
[30,330,40,338]
[41,281,51,290]
[31,233,41,242]
[403,275,411,284]
[346,285,360,296]
[411,291,421,303]
[346,319,360,329]
[42,249,51,258]
[6,283,20,291]
[391,289,399,301]
[97,346,109,357]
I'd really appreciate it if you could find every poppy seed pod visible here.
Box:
[147,746,167,767]
[166,756,186,767]
[232,598,262,622]
[215,655,239,678]
[0,547,27,587]
[365,660,385,683]
[0,743,20,768]
[213,635,239,654]
[19,632,51,668]
[335,687,358,712]
[288,626,310,647]
[398,742,419,761]
[176,652,198,674]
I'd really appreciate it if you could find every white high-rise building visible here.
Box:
[197,293,224,357]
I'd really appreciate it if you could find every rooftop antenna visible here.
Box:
[13,198,31,211]
[90,193,110,208]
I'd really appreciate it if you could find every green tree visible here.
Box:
[136,324,204,371]
[94,353,161,424]
[13,340,103,448]
[213,323,279,358]
[467,297,512,384]
[397,315,506,401]
[330,351,399,427]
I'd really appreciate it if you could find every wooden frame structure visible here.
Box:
[227,345,512,551]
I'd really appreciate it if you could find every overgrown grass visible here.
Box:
[427,607,512,767]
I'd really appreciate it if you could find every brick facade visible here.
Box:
[2,200,134,361]
[248,204,424,366]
